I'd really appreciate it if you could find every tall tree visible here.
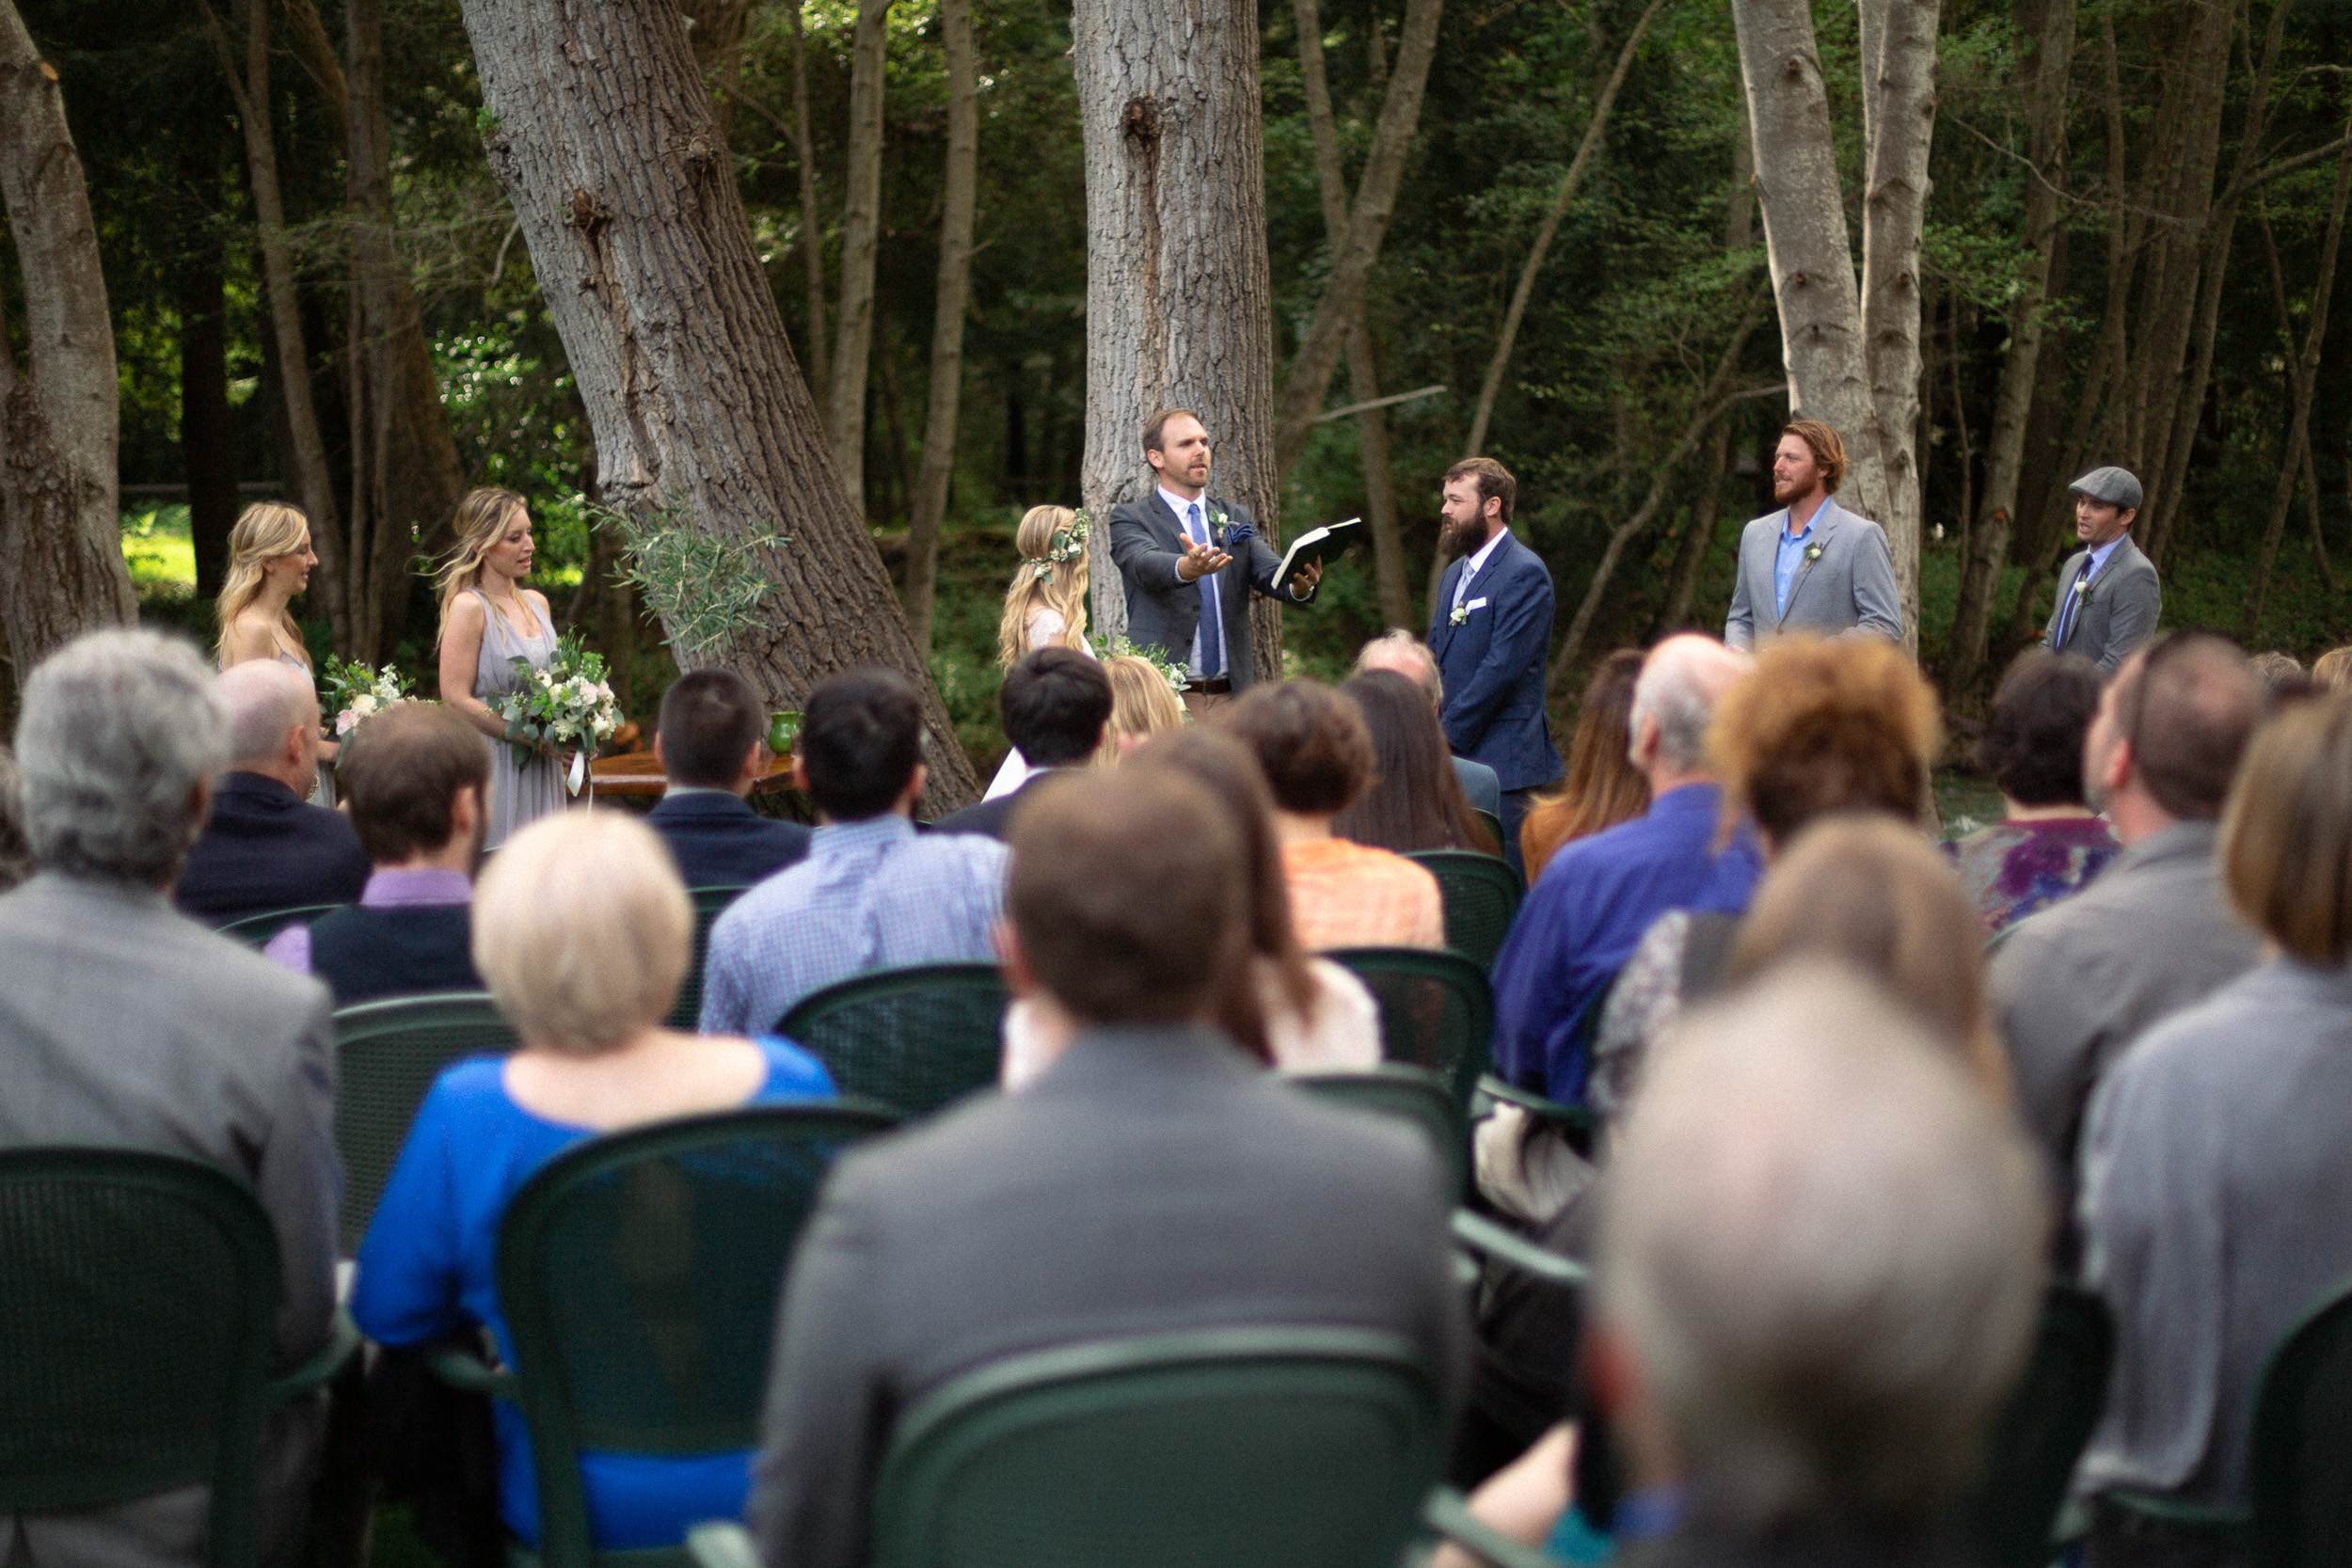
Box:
[1072,0,1283,677]
[787,0,829,392]
[825,0,890,504]
[457,0,983,806]
[903,0,977,649]
[0,0,138,674]
[179,145,242,605]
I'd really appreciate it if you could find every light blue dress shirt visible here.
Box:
[1772,508,1820,617]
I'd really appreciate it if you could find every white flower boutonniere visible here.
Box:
[1450,604,1470,626]
[1804,543,1824,565]
[2073,575,2094,603]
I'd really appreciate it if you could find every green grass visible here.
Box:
[121,503,196,598]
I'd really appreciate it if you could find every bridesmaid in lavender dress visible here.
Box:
[214,500,340,805]
[437,488,565,847]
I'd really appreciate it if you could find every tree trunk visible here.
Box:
[1653,423,1733,638]
[1072,0,1282,679]
[0,1,138,674]
[180,205,241,605]
[676,0,750,135]
[788,0,829,393]
[1270,0,1442,473]
[825,0,890,507]
[1945,0,2074,690]
[1855,0,1942,656]
[457,0,982,808]
[903,0,977,651]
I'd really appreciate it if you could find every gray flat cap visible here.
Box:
[2069,465,2143,510]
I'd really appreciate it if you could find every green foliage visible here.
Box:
[590,501,777,661]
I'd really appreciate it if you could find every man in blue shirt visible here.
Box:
[699,669,1009,1037]
[1490,635,1761,1106]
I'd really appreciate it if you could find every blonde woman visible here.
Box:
[215,500,338,802]
[1096,655,1185,766]
[436,486,563,847]
[984,506,1094,800]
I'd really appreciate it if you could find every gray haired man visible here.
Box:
[0,629,341,1567]
[2045,466,2161,673]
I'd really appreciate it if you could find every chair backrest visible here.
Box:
[1324,947,1493,1111]
[497,1102,900,1568]
[0,1148,282,1568]
[667,886,753,1031]
[2249,1275,2352,1568]
[1474,808,1506,857]
[219,902,348,946]
[872,1325,1441,1568]
[334,990,520,1252]
[1292,1067,1468,1204]
[778,964,1010,1118]
[1954,1284,2113,1568]
[1405,850,1523,972]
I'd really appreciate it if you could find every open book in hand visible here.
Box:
[1276,517,1364,583]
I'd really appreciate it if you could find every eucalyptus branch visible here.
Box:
[590,500,780,660]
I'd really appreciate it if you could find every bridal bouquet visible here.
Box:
[321,657,413,736]
[498,632,623,794]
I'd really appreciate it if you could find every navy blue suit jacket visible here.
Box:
[1428,531,1564,793]
[174,771,372,927]
[646,791,812,890]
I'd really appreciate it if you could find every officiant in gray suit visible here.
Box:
[1724,420,1905,649]
[2044,465,2161,673]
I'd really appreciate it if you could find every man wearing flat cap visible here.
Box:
[2045,465,2160,673]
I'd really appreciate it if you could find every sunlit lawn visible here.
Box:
[121,504,197,597]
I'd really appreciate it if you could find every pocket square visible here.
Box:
[1466,597,1488,611]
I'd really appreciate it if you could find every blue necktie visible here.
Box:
[2057,560,2091,646]
[1189,502,1225,678]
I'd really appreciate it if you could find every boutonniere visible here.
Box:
[1450,604,1470,626]
[1803,543,1824,565]
[1216,508,1254,550]
[2073,575,2095,603]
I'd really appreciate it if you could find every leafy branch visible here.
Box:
[589,499,780,660]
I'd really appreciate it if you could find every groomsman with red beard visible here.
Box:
[1724,419,1904,648]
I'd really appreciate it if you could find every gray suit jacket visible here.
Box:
[1453,756,1502,818]
[749,1024,1466,1568]
[1723,497,1904,648]
[2044,534,2160,673]
[0,872,341,1566]
[1106,493,1311,691]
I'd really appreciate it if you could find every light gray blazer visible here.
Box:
[749,1024,1467,1568]
[1723,496,1905,648]
[2044,534,2160,673]
[0,871,341,1567]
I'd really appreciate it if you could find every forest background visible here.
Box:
[8,0,2352,788]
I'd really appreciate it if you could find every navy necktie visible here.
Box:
[1190,502,1225,678]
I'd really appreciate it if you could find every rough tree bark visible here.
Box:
[1270,0,1441,473]
[1072,0,1284,680]
[903,0,977,650]
[788,0,830,393]
[825,0,890,505]
[0,1,138,675]
[457,0,982,807]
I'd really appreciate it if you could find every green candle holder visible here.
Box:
[767,710,803,756]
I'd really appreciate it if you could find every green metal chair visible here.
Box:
[1295,1065,1468,1200]
[219,903,348,947]
[0,1148,358,1568]
[1326,947,1493,1113]
[437,1102,901,1568]
[868,1325,1442,1568]
[667,887,752,1031]
[1406,850,1524,973]
[334,990,519,1253]
[1954,1284,2113,1568]
[777,963,1010,1119]
[1474,808,1507,858]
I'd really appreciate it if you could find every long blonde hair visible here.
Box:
[996,506,1089,667]
[1096,656,1186,766]
[215,501,312,666]
[436,486,528,645]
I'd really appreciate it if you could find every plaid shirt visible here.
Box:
[698,815,1010,1037]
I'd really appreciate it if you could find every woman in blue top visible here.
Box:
[353,811,833,1551]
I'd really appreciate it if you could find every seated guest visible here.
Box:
[2074,693,2352,1551]
[644,669,811,888]
[2312,643,2352,692]
[1945,651,2120,933]
[1354,630,1503,821]
[1589,633,1941,1117]
[700,669,1009,1036]
[1096,653,1185,763]
[1990,632,2265,1249]
[1221,679,1444,951]
[1437,965,2043,1566]
[0,629,339,1564]
[2250,648,2306,699]
[934,648,1112,838]
[175,657,369,927]
[264,702,490,1004]
[352,812,832,1554]
[749,767,1464,1568]
[1516,649,1649,881]
[1335,668,1498,854]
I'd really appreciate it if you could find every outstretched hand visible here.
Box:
[1177,538,1232,582]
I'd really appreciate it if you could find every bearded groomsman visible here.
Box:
[2044,466,2160,674]
[1724,420,1904,648]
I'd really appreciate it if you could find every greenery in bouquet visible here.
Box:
[321,657,414,736]
[497,631,624,770]
[1103,635,1190,698]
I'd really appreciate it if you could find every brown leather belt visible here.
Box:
[1184,676,1233,694]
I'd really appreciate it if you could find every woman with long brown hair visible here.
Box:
[215,500,339,801]
[436,486,563,847]
[1333,669,1496,853]
[1518,649,1649,880]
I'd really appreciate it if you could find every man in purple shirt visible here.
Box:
[267,703,491,1005]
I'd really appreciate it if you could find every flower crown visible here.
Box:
[1022,511,1090,582]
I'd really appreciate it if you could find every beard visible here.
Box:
[1439,515,1485,559]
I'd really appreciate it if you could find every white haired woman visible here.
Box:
[350,812,834,1554]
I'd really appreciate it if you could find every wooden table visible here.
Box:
[588,750,800,800]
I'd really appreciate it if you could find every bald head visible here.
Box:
[2091,633,2265,827]
[1630,635,1751,778]
[1353,632,1443,711]
[220,659,321,785]
[1598,963,2044,1531]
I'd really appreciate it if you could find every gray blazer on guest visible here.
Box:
[1723,496,1905,648]
[2044,534,2160,673]
[0,872,342,1568]
[749,1024,1466,1568]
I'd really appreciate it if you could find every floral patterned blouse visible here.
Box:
[1942,816,2122,935]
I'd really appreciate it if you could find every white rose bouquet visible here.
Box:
[497,631,623,795]
[321,657,413,736]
